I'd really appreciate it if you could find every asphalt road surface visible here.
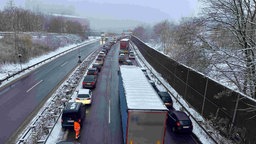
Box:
[0,42,100,143]
[64,42,201,144]
[66,42,123,144]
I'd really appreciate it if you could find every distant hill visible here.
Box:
[1,0,170,32]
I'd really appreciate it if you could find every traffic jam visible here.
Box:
[56,36,196,144]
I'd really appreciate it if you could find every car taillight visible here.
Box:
[91,82,95,85]
[176,122,181,127]
[94,72,97,74]
[83,82,86,85]
[87,98,91,100]
[78,119,81,123]
[76,98,80,100]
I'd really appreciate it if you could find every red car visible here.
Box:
[83,75,97,89]
[87,68,99,75]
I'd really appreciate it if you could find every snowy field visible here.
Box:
[0,37,100,88]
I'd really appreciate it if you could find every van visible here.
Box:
[61,102,86,129]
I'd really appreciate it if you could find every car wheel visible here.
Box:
[62,127,67,131]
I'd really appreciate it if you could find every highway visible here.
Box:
[0,42,100,143]
[66,42,123,143]
[63,41,201,144]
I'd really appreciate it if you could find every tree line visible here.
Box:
[133,0,256,100]
[0,4,89,38]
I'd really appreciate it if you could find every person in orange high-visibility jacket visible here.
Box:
[74,121,81,139]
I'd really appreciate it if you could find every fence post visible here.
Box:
[184,69,190,98]
[201,78,209,116]
[229,93,240,135]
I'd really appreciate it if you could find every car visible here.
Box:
[75,89,92,105]
[129,53,135,59]
[158,91,173,109]
[92,63,102,72]
[99,51,106,57]
[123,59,133,65]
[167,110,193,133]
[87,68,99,75]
[101,48,108,54]
[149,80,159,93]
[119,54,126,63]
[83,75,97,89]
[61,102,85,129]
[95,57,104,66]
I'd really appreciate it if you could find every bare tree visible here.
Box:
[132,26,150,42]
[201,0,256,98]
[153,20,174,54]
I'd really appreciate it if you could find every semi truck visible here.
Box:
[120,38,130,54]
[119,66,168,144]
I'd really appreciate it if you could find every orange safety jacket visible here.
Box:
[74,121,80,131]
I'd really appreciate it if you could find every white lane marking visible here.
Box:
[26,80,43,93]
[109,99,111,124]
[60,62,68,67]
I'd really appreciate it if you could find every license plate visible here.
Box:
[183,126,189,128]
[87,83,91,85]
[67,120,74,123]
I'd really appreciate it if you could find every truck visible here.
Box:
[120,38,130,54]
[119,66,168,144]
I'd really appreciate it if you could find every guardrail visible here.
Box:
[16,47,101,144]
[0,40,98,86]
[130,41,219,144]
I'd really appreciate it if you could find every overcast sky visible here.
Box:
[77,0,200,21]
[1,0,200,22]
[91,0,199,16]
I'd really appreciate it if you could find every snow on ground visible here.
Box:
[131,42,228,144]
[15,40,99,143]
[0,36,100,88]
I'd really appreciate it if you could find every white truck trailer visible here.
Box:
[119,66,168,144]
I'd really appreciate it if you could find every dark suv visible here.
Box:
[61,102,85,129]
[167,110,193,133]
[158,91,173,109]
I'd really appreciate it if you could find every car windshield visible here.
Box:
[180,120,192,125]
[162,96,172,102]
[88,69,96,73]
[62,113,79,120]
[78,94,90,98]
[84,76,95,81]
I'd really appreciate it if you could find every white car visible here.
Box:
[99,51,106,57]
[75,89,93,105]
[129,53,135,59]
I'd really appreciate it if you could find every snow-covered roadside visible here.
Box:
[16,44,100,144]
[131,42,228,144]
[0,36,100,88]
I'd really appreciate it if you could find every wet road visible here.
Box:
[66,43,123,144]
[57,41,200,144]
[0,42,99,143]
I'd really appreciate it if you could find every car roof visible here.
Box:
[171,111,190,120]
[158,92,171,97]
[78,89,90,94]
[63,102,81,113]
[88,68,97,70]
